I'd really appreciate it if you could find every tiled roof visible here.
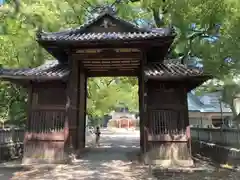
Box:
[0,60,209,81]
[39,31,173,42]
[187,92,232,113]
[37,12,174,42]
[188,93,204,112]
[199,92,232,113]
[38,12,147,37]
[145,60,205,78]
[0,61,69,80]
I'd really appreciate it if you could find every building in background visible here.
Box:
[104,91,232,129]
[107,107,139,129]
[188,91,233,128]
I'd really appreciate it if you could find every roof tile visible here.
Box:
[37,12,174,42]
[0,61,69,80]
[39,31,172,42]
[0,60,208,81]
[38,12,154,38]
[145,61,204,78]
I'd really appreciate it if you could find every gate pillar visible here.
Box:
[144,80,194,167]
[139,52,147,152]
[78,67,87,149]
[66,59,86,152]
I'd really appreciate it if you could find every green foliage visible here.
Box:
[222,81,240,116]
[87,77,139,119]
[0,0,240,125]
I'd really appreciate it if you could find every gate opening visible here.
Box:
[85,76,140,150]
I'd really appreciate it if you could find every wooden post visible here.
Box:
[139,50,146,152]
[66,58,80,150]
[78,66,86,149]
[26,84,33,132]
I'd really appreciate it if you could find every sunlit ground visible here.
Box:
[1,129,240,180]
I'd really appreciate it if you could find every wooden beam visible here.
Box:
[84,64,139,69]
[84,65,139,68]
[83,64,140,67]
[25,132,65,141]
[40,35,174,49]
[86,70,138,77]
[76,48,141,53]
[73,51,141,60]
[83,60,140,63]
[86,68,139,71]
[32,81,67,88]
[83,62,140,65]
[79,57,140,61]
[147,134,188,142]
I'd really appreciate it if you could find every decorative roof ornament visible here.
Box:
[100,18,116,28]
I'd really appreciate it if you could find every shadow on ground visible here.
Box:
[9,134,149,180]
[0,164,25,180]
[4,132,240,180]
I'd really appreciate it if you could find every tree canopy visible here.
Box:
[0,0,240,125]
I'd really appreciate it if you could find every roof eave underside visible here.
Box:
[0,75,68,81]
[37,34,175,63]
[36,12,176,62]
[0,73,212,87]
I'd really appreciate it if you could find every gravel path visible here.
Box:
[1,129,240,179]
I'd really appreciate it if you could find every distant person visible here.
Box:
[95,126,101,147]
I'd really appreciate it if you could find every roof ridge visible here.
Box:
[38,12,150,38]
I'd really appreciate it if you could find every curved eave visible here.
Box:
[146,74,213,80]
[37,34,175,47]
[0,75,68,87]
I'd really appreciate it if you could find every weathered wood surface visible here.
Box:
[23,81,68,164]
[144,81,193,167]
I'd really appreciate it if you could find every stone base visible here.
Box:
[147,159,194,167]
[144,142,194,168]
[22,141,70,165]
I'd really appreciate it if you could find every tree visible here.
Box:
[1,0,240,125]
[87,77,138,124]
[222,81,240,122]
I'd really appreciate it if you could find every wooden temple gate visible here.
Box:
[0,11,211,166]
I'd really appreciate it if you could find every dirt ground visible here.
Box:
[1,129,240,180]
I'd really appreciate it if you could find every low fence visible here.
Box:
[0,128,25,161]
[191,127,240,147]
[191,127,240,166]
[0,128,96,161]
